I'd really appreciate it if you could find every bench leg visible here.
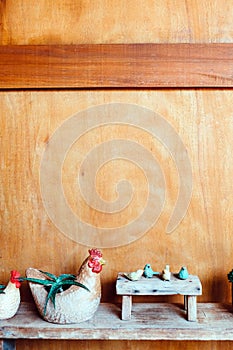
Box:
[187,295,197,322]
[122,295,132,320]
[0,340,16,350]
[184,295,188,310]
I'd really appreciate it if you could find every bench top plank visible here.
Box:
[0,302,233,341]
[116,273,202,296]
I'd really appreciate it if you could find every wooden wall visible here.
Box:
[1,0,233,44]
[1,1,233,349]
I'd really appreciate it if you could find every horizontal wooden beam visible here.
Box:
[1,44,233,89]
[1,302,233,341]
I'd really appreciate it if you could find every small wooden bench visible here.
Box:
[116,273,202,321]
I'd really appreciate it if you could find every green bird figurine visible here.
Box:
[143,264,160,278]
[178,266,189,280]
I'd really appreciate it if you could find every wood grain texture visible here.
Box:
[1,89,233,350]
[116,273,202,296]
[1,44,233,88]
[1,0,233,45]
[117,273,201,320]
[121,296,132,321]
[15,340,233,350]
[0,89,232,301]
[2,1,233,349]
[1,302,233,341]
[187,296,197,321]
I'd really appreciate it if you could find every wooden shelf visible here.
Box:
[1,44,233,89]
[1,302,233,342]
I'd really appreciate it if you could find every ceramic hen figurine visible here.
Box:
[0,270,21,320]
[26,249,105,324]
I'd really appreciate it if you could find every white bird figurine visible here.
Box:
[124,269,144,281]
[162,265,171,281]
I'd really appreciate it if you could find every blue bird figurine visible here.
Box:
[178,266,189,280]
[143,264,160,278]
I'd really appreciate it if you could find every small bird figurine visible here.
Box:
[143,264,160,278]
[178,266,189,280]
[162,265,171,281]
[123,269,144,281]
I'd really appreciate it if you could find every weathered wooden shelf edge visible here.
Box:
[1,44,233,88]
[1,302,233,341]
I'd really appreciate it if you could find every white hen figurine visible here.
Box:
[0,270,21,319]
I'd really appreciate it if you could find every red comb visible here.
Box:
[88,249,102,258]
[10,270,21,288]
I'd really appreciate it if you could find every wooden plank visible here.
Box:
[1,44,233,89]
[116,273,202,296]
[1,302,233,341]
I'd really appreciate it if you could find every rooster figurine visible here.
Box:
[25,249,105,324]
[0,270,21,320]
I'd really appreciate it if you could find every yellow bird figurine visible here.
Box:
[162,265,171,281]
[124,269,144,281]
